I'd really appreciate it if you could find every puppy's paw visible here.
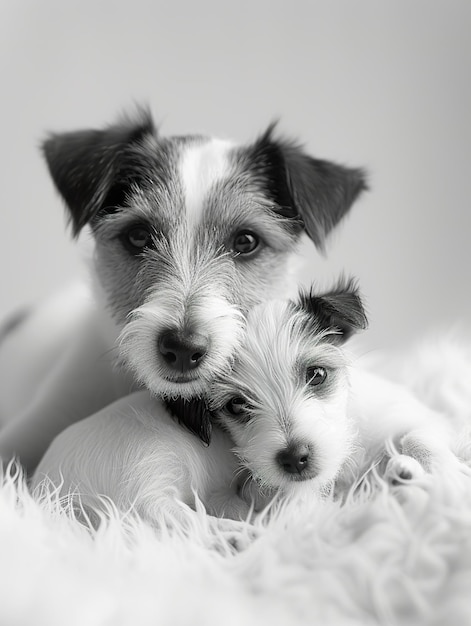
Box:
[384,454,426,486]
[399,433,434,471]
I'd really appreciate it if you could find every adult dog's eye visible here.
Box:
[306,366,327,387]
[123,225,153,253]
[225,397,249,418]
[232,231,260,255]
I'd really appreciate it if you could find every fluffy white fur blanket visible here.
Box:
[1,336,471,626]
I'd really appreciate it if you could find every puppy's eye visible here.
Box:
[123,225,153,253]
[306,366,327,387]
[232,231,260,256]
[225,397,249,418]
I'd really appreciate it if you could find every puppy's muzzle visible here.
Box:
[158,328,208,374]
[276,442,315,480]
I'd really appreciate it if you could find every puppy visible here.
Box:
[0,109,367,472]
[32,280,460,527]
[210,278,461,500]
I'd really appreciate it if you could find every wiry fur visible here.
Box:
[0,108,367,469]
[117,243,245,400]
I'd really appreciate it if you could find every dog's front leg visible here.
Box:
[350,368,463,485]
[384,427,460,484]
[0,324,133,473]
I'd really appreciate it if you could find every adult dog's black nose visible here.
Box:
[276,443,311,475]
[158,329,208,373]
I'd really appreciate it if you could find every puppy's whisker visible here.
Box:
[232,464,251,486]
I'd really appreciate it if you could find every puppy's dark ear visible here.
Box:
[297,277,368,343]
[42,107,156,236]
[164,397,213,445]
[247,124,368,249]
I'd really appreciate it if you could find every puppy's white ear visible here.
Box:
[298,277,368,342]
[42,107,156,236]
[247,124,367,249]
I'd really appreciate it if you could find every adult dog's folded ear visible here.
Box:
[42,107,156,236]
[297,277,368,343]
[247,124,368,249]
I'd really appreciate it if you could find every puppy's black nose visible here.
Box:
[276,444,311,475]
[158,329,208,373]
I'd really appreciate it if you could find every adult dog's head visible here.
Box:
[43,108,367,440]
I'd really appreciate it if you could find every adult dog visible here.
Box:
[0,108,366,471]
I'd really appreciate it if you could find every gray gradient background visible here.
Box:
[1,1,470,353]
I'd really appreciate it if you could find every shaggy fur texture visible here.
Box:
[0,337,470,626]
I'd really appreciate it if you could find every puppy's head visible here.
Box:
[43,108,367,438]
[211,278,368,494]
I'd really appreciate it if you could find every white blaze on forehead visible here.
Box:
[179,138,234,226]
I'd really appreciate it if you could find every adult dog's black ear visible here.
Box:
[297,277,368,343]
[247,124,368,250]
[164,397,213,445]
[42,107,156,237]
